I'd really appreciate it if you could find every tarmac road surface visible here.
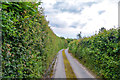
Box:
[53,49,94,78]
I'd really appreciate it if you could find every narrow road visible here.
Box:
[65,49,94,78]
[54,49,66,78]
[53,49,94,78]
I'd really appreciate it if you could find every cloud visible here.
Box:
[80,23,87,28]
[69,22,87,29]
[50,27,81,39]
[69,25,77,28]
[41,0,119,38]
[82,2,98,7]
[98,10,105,15]
[53,1,84,13]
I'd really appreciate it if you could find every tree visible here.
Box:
[118,26,120,40]
[66,38,73,43]
[60,37,65,39]
[99,27,106,33]
[77,31,82,39]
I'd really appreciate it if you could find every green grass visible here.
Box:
[62,50,77,78]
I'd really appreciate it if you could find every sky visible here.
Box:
[40,0,119,39]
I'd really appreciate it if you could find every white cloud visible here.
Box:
[41,0,119,38]
[81,0,118,32]
[50,27,81,39]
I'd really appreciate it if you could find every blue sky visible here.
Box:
[40,0,118,39]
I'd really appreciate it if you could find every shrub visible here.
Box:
[69,28,120,79]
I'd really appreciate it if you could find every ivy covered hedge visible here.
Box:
[68,28,120,79]
[2,2,67,78]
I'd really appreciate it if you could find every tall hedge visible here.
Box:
[2,2,67,78]
[68,28,120,79]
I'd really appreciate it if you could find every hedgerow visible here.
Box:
[68,28,120,79]
[2,2,67,78]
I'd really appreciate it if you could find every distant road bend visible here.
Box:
[53,49,95,78]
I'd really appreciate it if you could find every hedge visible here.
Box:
[68,28,120,79]
[2,2,67,78]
